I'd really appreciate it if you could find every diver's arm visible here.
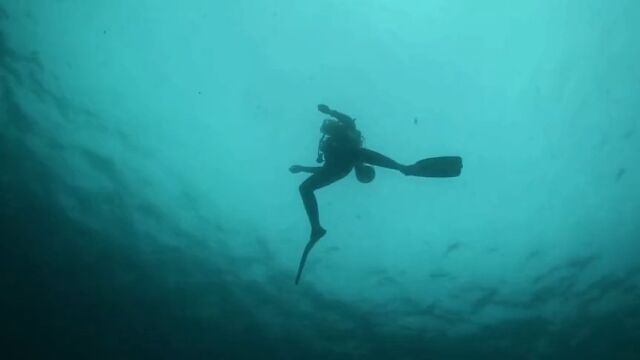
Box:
[317,104,355,128]
[289,165,322,174]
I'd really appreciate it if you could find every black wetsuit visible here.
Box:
[297,108,406,238]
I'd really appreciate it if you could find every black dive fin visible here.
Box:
[295,240,317,285]
[407,156,463,178]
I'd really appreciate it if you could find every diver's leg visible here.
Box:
[298,169,349,241]
[359,148,408,173]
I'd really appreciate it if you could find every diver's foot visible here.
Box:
[310,227,327,243]
[399,164,412,176]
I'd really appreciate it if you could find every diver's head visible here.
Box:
[355,164,376,183]
[320,118,341,136]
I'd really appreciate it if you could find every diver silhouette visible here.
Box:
[291,104,463,284]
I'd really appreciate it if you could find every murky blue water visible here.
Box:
[1,1,639,359]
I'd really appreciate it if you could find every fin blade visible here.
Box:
[409,156,463,178]
[295,240,317,285]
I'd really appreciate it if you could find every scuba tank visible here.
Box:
[316,118,365,163]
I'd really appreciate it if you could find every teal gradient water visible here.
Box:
[1,1,639,359]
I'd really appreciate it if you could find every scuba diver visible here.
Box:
[290,104,462,284]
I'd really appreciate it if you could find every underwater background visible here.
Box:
[1,1,639,359]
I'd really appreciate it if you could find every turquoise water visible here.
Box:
[1,1,639,358]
